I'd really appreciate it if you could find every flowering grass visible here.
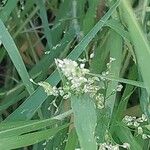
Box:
[0,0,150,150]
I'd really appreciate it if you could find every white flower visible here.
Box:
[80,63,85,68]
[55,58,89,80]
[137,127,143,135]
[112,145,119,150]
[63,92,71,99]
[58,88,64,96]
[55,59,91,93]
[90,52,94,59]
[136,117,143,122]
[42,142,47,146]
[141,114,147,121]
[105,71,109,75]
[55,59,64,68]
[52,86,59,96]
[38,81,59,96]
[97,101,104,109]
[55,58,78,78]
[122,115,132,124]
[142,134,148,139]
[99,143,107,150]
[122,143,130,149]
[92,77,100,81]
[116,84,123,92]
[78,58,87,62]
[102,72,107,76]
[134,121,140,127]
[110,57,116,62]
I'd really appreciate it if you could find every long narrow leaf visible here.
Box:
[120,1,150,98]
[0,124,68,150]
[71,94,97,150]
[0,19,34,95]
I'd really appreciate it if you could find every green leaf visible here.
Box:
[65,128,78,150]
[0,124,68,150]
[0,0,18,22]
[0,118,58,138]
[113,65,138,121]
[82,0,99,34]
[71,94,97,150]
[105,30,123,115]
[36,0,53,49]
[96,108,111,143]
[52,0,72,45]
[106,19,131,41]
[120,1,150,98]
[90,31,110,74]
[0,47,5,63]
[0,19,34,95]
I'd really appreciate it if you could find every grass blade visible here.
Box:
[120,1,150,98]
[0,124,68,150]
[105,30,122,114]
[36,0,53,49]
[71,94,97,150]
[65,128,78,150]
[0,19,34,95]
[0,0,18,22]
[0,119,58,138]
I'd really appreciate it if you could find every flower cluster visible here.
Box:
[55,58,89,83]
[99,142,130,150]
[33,58,105,109]
[123,114,150,140]
[122,114,147,127]
[137,126,150,139]
[35,58,120,109]
[98,130,130,150]
[55,58,104,108]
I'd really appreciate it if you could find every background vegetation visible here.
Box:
[0,0,150,149]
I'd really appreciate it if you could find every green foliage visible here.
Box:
[0,0,150,149]
[71,94,97,150]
